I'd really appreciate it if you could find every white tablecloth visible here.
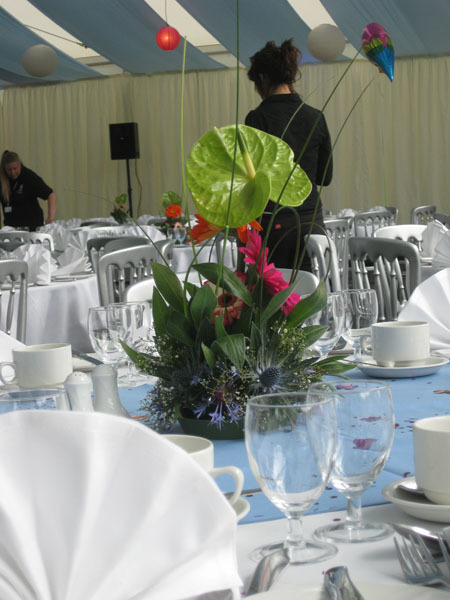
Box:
[1,275,99,352]
[237,503,441,595]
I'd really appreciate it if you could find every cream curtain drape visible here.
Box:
[0,55,448,224]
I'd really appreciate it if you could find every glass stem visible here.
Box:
[345,495,363,529]
[284,513,305,561]
[353,342,362,362]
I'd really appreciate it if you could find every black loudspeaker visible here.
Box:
[109,122,140,160]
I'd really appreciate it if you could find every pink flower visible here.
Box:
[239,231,300,315]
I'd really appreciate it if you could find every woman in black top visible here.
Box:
[245,39,333,270]
[0,150,57,231]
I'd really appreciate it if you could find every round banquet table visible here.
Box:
[1,275,99,352]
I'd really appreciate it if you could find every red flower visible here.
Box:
[239,230,301,315]
[165,204,182,219]
[190,214,223,244]
[236,220,263,243]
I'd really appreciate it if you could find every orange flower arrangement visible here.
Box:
[165,204,183,219]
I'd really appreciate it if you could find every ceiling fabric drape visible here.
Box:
[28,0,224,75]
[0,56,449,224]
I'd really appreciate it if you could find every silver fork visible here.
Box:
[395,533,450,587]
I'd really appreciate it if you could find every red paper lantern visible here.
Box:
[156,26,180,51]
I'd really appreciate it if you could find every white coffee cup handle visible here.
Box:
[209,466,244,508]
[0,362,18,385]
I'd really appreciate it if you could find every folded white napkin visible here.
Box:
[127,224,166,241]
[53,247,90,276]
[422,220,448,257]
[12,243,53,285]
[0,411,241,600]
[432,230,450,268]
[0,225,17,232]
[399,267,450,357]
[0,331,24,363]
[337,208,357,218]
[59,218,82,229]
[137,214,152,225]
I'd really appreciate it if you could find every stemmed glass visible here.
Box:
[0,389,70,413]
[245,391,338,564]
[88,306,124,366]
[341,289,378,361]
[306,292,346,359]
[311,380,394,543]
[174,226,187,245]
[107,301,152,385]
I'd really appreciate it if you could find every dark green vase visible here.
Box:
[178,417,244,440]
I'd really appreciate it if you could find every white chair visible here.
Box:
[0,231,29,243]
[97,244,159,305]
[305,234,341,293]
[0,410,240,599]
[125,270,204,302]
[324,218,353,288]
[103,236,150,254]
[27,232,54,251]
[278,268,319,296]
[0,259,28,342]
[434,213,450,228]
[353,209,396,237]
[0,231,54,251]
[410,205,436,224]
[348,237,421,321]
[374,224,427,252]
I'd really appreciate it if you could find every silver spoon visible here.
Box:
[397,478,426,496]
[246,548,289,596]
[324,566,365,599]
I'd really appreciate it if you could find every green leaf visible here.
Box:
[161,190,182,208]
[211,334,246,371]
[249,322,262,352]
[189,283,217,329]
[186,125,311,228]
[260,283,296,324]
[165,310,195,345]
[151,262,185,314]
[285,281,327,329]
[152,288,169,337]
[214,314,228,339]
[193,263,253,307]
[195,318,216,350]
[201,343,216,371]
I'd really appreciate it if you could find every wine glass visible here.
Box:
[174,226,187,245]
[245,391,338,564]
[88,307,124,366]
[0,388,70,413]
[306,292,346,359]
[107,301,152,385]
[341,289,378,361]
[311,380,394,543]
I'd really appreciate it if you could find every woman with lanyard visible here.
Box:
[0,150,57,231]
[245,39,333,271]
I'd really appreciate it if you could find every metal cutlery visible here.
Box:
[394,532,450,587]
[391,523,449,562]
[245,548,289,596]
[323,566,365,599]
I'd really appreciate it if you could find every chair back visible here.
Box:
[305,235,341,293]
[324,218,353,288]
[0,241,25,252]
[97,244,159,305]
[374,224,426,252]
[384,206,399,223]
[348,237,420,321]
[0,231,29,243]
[27,232,54,251]
[278,268,319,297]
[103,237,150,254]
[86,237,119,271]
[0,259,28,342]
[80,220,118,227]
[153,239,174,264]
[410,204,436,224]
[434,213,450,227]
[354,209,396,237]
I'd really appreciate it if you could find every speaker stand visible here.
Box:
[125,158,133,218]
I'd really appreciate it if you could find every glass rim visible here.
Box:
[0,388,66,399]
[248,391,335,409]
[308,379,391,395]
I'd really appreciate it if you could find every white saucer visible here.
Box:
[251,581,447,599]
[52,272,93,281]
[382,477,450,523]
[357,355,449,378]
[233,496,250,522]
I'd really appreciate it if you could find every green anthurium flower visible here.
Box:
[186,124,312,228]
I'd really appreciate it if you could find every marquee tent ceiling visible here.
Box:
[0,0,449,88]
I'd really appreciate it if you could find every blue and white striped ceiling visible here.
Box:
[1,0,449,87]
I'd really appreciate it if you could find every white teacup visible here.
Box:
[0,343,73,388]
[163,434,244,509]
[414,416,450,504]
[363,321,429,367]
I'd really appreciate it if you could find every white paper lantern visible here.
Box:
[307,24,346,62]
[22,44,58,78]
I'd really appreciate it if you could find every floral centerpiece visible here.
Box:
[110,193,130,224]
[158,191,187,237]
[125,124,352,435]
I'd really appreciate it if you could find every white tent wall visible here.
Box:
[0,55,449,223]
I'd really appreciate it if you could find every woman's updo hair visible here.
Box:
[247,39,301,97]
